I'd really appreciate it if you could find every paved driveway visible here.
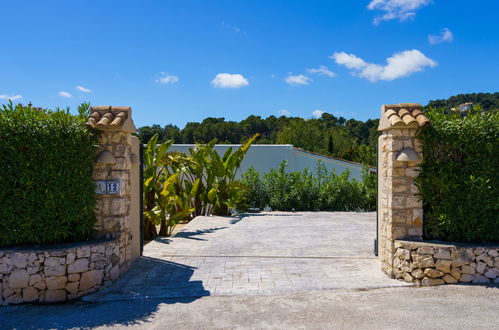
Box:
[86,212,409,302]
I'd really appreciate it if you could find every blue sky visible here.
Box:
[1,0,498,128]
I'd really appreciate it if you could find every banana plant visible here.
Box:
[143,134,173,240]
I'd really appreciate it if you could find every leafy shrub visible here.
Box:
[142,134,258,239]
[415,109,499,243]
[0,102,98,247]
[241,161,376,212]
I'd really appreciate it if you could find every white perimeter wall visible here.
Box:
[169,144,368,180]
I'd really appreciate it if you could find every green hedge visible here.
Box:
[415,109,499,243]
[241,161,376,212]
[0,102,98,247]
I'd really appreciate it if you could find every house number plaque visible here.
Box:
[95,180,120,195]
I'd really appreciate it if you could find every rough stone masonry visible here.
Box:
[0,240,120,305]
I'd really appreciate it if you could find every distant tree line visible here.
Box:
[136,114,379,166]
[135,93,498,167]
[426,92,499,111]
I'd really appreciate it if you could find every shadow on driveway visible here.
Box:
[0,256,210,329]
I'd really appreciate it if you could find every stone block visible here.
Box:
[484,268,498,279]
[68,258,89,274]
[474,247,485,255]
[461,265,476,275]
[0,263,13,274]
[12,253,28,268]
[424,268,444,278]
[79,270,104,291]
[44,257,66,276]
[421,277,445,286]
[395,248,411,260]
[66,252,76,265]
[404,168,419,178]
[46,276,67,290]
[33,280,46,291]
[411,268,425,279]
[29,274,42,286]
[450,267,461,281]
[476,262,487,274]
[442,274,458,284]
[417,247,435,255]
[487,249,498,257]
[22,287,39,302]
[27,261,40,275]
[412,254,435,268]
[434,249,451,260]
[3,287,15,299]
[8,269,29,289]
[435,260,452,273]
[66,282,80,295]
[111,198,127,215]
[459,274,474,283]
[452,250,474,267]
[476,253,494,267]
[406,196,422,208]
[44,290,67,303]
[408,227,423,237]
[68,274,80,282]
[77,246,91,258]
[402,272,414,282]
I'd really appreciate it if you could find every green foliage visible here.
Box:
[415,108,499,243]
[241,161,376,212]
[142,134,258,239]
[426,92,499,112]
[0,102,98,247]
[339,145,376,166]
[135,113,379,165]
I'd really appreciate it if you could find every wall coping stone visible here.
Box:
[395,239,499,250]
[0,238,118,253]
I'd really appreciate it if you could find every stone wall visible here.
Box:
[0,239,120,305]
[92,130,134,273]
[393,240,499,286]
[89,106,139,275]
[378,127,423,277]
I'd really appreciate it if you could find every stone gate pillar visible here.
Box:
[87,106,137,274]
[377,103,429,277]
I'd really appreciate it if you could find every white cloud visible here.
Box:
[284,74,312,86]
[428,28,454,45]
[211,73,249,88]
[330,53,367,69]
[278,109,291,116]
[76,85,92,93]
[307,65,336,77]
[367,0,431,25]
[0,94,22,101]
[312,109,325,118]
[331,49,437,82]
[58,91,73,98]
[156,73,179,84]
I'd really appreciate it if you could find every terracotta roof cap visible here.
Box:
[87,106,136,133]
[378,103,430,131]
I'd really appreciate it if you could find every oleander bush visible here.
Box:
[0,102,98,247]
[241,161,376,212]
[415,108,499,243]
